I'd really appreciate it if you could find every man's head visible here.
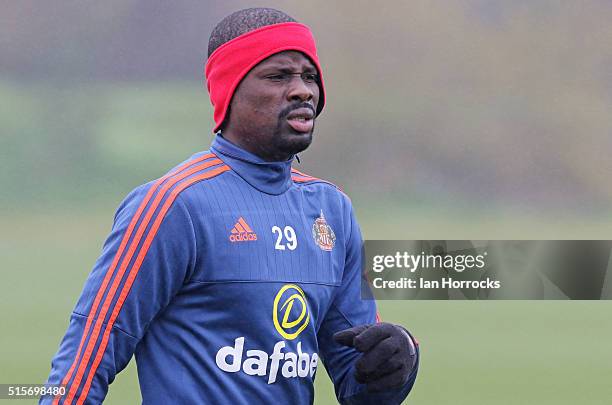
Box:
[205,8,325,161]
[208,8,296,57]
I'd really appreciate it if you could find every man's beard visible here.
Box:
[272,124,315,156]
[273,102,316,157]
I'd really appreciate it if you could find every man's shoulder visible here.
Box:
[291,167,351,201]
[117,150,230,215]
[291,167,342,191]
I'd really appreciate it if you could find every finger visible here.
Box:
[401,328,417,356]
[355,336,398,375]
[353,322,395,352]
[333,325,370,347]
[356,356,403,383]
[366,368,409,392]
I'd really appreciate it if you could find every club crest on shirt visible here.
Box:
[312,210,335,251]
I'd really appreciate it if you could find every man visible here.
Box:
[42,8,419,404]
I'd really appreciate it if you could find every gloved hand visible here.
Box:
[333,322,417,392]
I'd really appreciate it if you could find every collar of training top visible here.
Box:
[204,22,326,133]
[211,133,294,195]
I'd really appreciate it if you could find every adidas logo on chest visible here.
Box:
[229,217,258,242]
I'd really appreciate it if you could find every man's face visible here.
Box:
[223,50,320,161]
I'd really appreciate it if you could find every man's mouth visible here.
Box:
[285,108,315,133]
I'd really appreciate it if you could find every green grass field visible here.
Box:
[2,79,612,404]
[2,209,612,404]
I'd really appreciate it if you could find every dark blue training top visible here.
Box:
[42,135,418,404]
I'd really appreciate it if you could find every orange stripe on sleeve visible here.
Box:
[75,165,230,405]
[291,169,345,193]
[291,176,317,183]
[53,153,215,405]
[291,168,317,179]
[60,158,223,405]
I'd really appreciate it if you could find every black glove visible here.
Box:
[333,322,417,392]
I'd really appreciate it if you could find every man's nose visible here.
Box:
[287,77,314,102]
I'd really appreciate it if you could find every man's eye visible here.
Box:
[264,73,319,83]
[265,74,288,81]
[303,73,318,83]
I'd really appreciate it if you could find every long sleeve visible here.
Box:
[317,204,419,405]
[41,183,196,405]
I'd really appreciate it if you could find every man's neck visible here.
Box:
[219,130,291,162]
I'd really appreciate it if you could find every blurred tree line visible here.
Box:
[1,0,611,213]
